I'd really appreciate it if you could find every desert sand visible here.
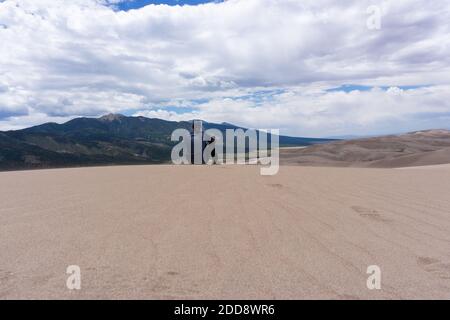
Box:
[281,129,450,168]
[0,164,450,299]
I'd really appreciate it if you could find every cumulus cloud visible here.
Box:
[135,85,450,136]
[0,0,449,135]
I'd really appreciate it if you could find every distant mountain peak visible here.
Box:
[99,113,126,122]
[221,122,236,126]
[0,114,334,171]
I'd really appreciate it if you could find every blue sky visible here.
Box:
[116,0,219,11]
[0,0,449,136]
[326,85,430,93]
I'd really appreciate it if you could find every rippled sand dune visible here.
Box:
[281,129,450,168]
[1,164,449,299]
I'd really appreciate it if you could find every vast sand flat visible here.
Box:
[397,163,450,170]
[1,165,450,299]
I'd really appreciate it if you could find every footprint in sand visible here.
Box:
[31,273,54,286]
[0,270,16,298]
[267,183,283,189]
[0,269,15,283]
[417,257,450,280]
[151,272,199,296]
[351,206,392,222]
[417,257,440,266]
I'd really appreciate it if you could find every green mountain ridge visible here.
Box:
[0,114,334,171]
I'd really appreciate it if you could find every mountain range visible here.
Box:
[0,114,333,171]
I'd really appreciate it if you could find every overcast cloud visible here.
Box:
[0,0,449,136]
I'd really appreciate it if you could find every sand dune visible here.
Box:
[281,129,450,168]
[1,164,449,299]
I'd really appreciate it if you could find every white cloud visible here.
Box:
[0,0,449,135]
[135,85,450,136]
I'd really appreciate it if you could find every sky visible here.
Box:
[112,1,220,11]
[0,0,449,137]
